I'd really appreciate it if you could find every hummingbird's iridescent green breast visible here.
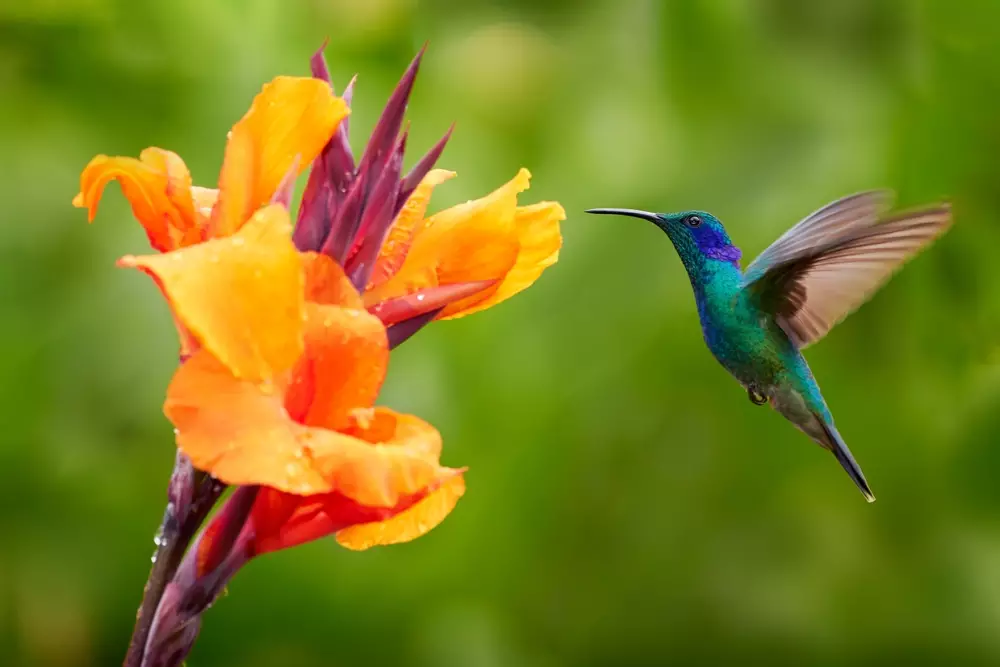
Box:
[693,258,787,389]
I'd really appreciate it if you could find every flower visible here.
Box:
[125,205,464,555]
[76,44,565,667]
[74,65,466,553]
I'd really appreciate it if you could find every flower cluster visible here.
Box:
[75,45,563,667]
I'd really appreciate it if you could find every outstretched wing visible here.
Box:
[745,204,952,348]
[743,190,894,284]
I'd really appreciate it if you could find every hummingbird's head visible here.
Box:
[585,207,742,270]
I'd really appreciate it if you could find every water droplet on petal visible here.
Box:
[416,294,425,302]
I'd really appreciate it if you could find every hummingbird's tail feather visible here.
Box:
[817,418,875,503]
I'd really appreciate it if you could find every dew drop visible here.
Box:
[150,553,158,564]
[416,294,425,302]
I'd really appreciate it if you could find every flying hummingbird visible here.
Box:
[587,193,952,502]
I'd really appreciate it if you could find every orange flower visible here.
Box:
[127,205,464,553]
[81,45,564,667]
[74,44,564,557]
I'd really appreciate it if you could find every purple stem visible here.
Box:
[140,487,260,667]
[122,454,225,667]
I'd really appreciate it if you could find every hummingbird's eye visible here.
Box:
[685,215,702,227]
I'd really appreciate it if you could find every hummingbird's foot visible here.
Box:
[747,384,768,405]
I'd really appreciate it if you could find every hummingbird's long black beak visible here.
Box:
[585,208,661,224]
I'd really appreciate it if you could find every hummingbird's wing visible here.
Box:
[744,204,952,348]
[743,191,893,284]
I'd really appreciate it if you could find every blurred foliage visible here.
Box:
[3,0,1000,665]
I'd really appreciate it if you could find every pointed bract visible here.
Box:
[387,309,443,350]
[355,47,423,202]
[310,41,332,83]
[345,130,408,287]
[399,125,453,209]
[368,280,498,326]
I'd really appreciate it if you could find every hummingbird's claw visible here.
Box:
[747,385,768,405]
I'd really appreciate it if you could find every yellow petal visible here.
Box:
[120,204,304,382]
[336,473,466,550]
[367,169,456,289]
[210,76,350,238]
[440,200,564,319]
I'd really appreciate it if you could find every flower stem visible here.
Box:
[123,455,225,667]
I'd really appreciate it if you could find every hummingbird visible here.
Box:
[587,193,952,502]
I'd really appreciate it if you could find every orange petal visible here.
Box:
[166,354,447,505]
[284,303,388,431]
[336,472,465,550]
[440,200,564,319]
[301,252,364,308]
[74,149,201,251]
[210,76,349,238]
[363,168,530,314]
[367,169,456,289]
[120,204,304,382]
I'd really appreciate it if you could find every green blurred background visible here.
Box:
[4,0,1000,665]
